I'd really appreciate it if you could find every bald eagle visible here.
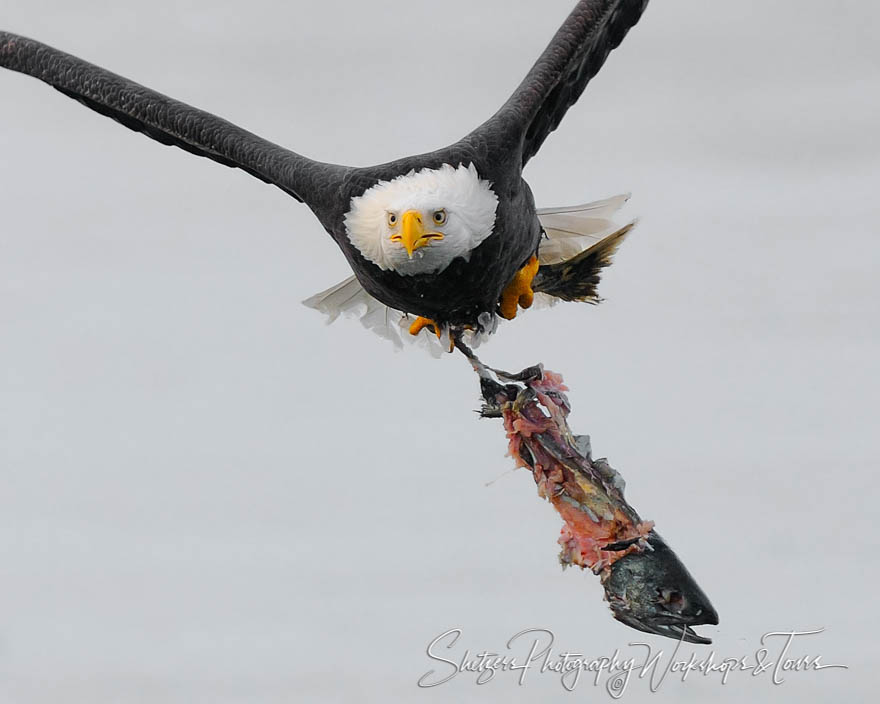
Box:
[0,1,649,351]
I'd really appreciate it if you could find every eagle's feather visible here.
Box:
[306,194,633,347]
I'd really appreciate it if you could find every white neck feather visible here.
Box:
[343,163,498,276]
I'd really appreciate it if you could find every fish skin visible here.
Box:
[469,351,719,645]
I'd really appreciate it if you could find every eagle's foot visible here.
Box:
[409,316,442,339]
[409,316,458,352]
[499,255,539,320]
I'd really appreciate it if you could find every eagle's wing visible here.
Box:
[0,32,346,205]
[469,0,649,169]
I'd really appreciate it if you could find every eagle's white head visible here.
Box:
[343,163,499,276]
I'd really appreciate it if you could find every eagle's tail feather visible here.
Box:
[535,193,630,266]
[531,193,633,306]
[532,221,635,304]
[302,276,445,357]
[302,275,368,324]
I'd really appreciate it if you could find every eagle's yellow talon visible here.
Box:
[409,316,442,339]
[499,255,539,320]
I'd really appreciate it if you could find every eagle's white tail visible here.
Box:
[536,193,630,265]
[302,276,446,357]
[532,193,632,307]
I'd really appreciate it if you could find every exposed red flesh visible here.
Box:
[500,368,654,574]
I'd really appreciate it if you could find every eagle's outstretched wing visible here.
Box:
[470,0,649,169]
[0,32,346,206]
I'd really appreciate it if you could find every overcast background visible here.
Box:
[1,1,878,702]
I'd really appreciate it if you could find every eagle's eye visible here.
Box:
[387,212,398,227]
[432,209,447,226]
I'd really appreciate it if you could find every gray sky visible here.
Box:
[1,1,878,702]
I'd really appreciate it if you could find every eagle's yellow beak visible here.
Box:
[393,209,443,258]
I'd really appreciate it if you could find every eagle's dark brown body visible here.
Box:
[331,159,542,326]
[0,1,649,328]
